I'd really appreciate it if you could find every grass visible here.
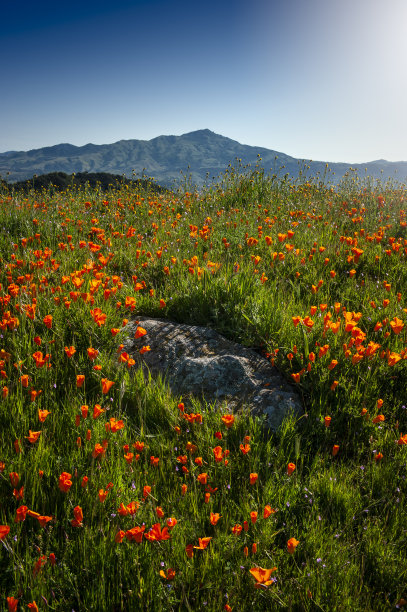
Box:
[0,168,406,611]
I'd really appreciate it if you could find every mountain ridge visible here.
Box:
[1,129,406,187]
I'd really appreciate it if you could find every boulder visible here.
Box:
[121,317,302,430]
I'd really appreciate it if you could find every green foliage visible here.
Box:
[0,171,406,611]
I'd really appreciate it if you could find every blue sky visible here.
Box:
[1,0,406,163]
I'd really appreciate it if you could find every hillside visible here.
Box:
[1,129,407,187]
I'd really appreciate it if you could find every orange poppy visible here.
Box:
[249,473,258,485]
[0,525,10,540]
[287,462,296,475]
[194,537,212,549]
[26,430,41,444]
[249,566,277,585]
[221,414,235,428]
[287,537,300,553]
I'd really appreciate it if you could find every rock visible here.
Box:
[121,317,303,430]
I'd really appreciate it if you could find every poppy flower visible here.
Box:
[250,511,258,524]
[9,472,20,487]
[221,414,235,428]
[37,515,53,528]
[87,347,99,361]
[38,409,51,422]
[240,443,251,454]
[0,525,10,540]
[64,346,76,358]
[7,597,18,612]
[101,378,114,394]
[43,315,52,329]
[93,404,105,419]
[125,526,145,543]
[134,326,147,339]
[115,530,125,543]
[145,523,171,541]
[372,414,385,424]
[249,566,277,586]
[194,537,212,549]
[71,506,83,527]
[231,524,242,536]
[26,430,41,444]
[76,375,85,388]
[250,473,258,485]
[324,416,331,427]
[263,505,273,518]
[287,462,296,475]
[210,512,221,525]
[15,506,28,522]
[332,445,340,456]
[27,602,39,612]
[374,452,383,462]
[58,472,72,493]
[287,537,300,553]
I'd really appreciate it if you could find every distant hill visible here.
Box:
[2,171,168,194]
[1,129,407,187]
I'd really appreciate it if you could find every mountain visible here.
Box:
[1,129,406,188]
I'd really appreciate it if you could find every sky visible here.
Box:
[1,0,407,163]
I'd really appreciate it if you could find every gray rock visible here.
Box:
[121,317,303,430]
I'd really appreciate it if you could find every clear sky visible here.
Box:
[1,0,406,163]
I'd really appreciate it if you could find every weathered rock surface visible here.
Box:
[121,317,303,430]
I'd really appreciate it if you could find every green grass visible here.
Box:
[0,170,406,611]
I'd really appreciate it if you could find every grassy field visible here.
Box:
[0,167,406,611]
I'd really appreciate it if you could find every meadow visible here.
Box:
[0,166,406,611]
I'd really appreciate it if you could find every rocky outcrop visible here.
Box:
[121,317,303,430]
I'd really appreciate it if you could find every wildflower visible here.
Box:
[374,452,383,462]
[76,375,85,388]
[38,409,51,422]
[101,378,114,394]
[250,511,258,524]
[0,525,10,540]
[231,524,242,536]
[221,414,235,428]
[324,416,331,427]
[332,445,340,456]
[27,602,39,612]
[287,462,296,475]
[249,473,258,485]
[87,347,99,360]
[240,443,250,454]
[93,404,105,419]
[43,315,53,329]
[287,537,300,554]
[58,472,72,493]
[26,430,41,444]
[181,484,188,496]
[64,346,76,358]
[134,326,147,338]
[7,597,19,612]
[210,512,221,525]
[15,506,28,522]
[194,537,212,550]
[98,489,108,502]
[249,566,277,587]
[372,414,385,424]
[263,505,273,518]
[115,530,125,543]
